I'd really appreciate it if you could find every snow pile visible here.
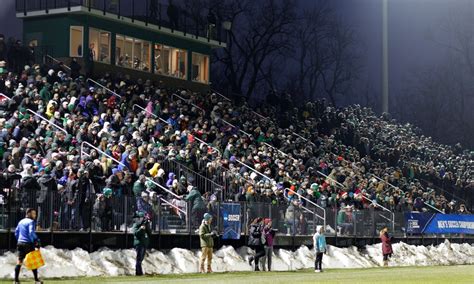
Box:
[1,240,474,279]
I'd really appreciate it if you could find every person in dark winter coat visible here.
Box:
[70,58,82,79]
[184,185,205,229]
[20,165,40,210]
[248,217,265,271]
[37,167,57,229]
[380,227,393,267]
[132,211,152,276]
[262,218,277,271]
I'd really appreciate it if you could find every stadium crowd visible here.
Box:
[0,40,472,234]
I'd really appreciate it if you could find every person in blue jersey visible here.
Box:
[14,208,43,284]
[313,225,327,273]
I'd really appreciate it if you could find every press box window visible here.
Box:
[89,28,111,63]
[192,53,209,84]
[70,26,83,57]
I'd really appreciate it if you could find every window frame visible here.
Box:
[191,52,210,84]
[89,27,111,64]
[69,26,84,58]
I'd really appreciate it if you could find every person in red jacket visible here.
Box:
[380,227,393,267]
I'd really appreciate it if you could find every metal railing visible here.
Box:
[192,135,220,155]
[15,0,225,43]
[371,173,399,193]
[0,93,12,101]
[45,54,71,71]
[262,142,298,163]
[171,93,206,114]
[132,104,169,124]
[317,170,395,231]
[87,78,121,99]
[80,141,126,167]
[235,160,273,182]
[210,88,231,101]
[221,119,251,137]
[27,109,69,134]
[284,188,326,228]
[423,201,445,214]
[163,159,224,197]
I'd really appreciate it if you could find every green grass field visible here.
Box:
[2,265,473,284]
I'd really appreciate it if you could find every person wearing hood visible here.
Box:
[166,172,175,189]
[136,191,153,217]
[380,226,393,267]
[199,213,217,273]
[37,166,57,229]
[184,185,205,229]
[20,164,40,211]
[313,225,327,273]
[132,211,152,276]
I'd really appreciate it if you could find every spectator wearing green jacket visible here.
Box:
[184,185,205,228]
[199,213,217,273]
[132,212,152,276]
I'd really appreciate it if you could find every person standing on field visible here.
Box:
[313,225,327,273]
[248,217,265,271]
[14,208,43,284]
[263,218,277,271]
[132,212,152,276]
[380,227,393,267]
[199,213,217,273]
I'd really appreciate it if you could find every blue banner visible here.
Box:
[424,214,474,234]
[406,213,474,234]
[220,203,241,240]
[405,212,435,234]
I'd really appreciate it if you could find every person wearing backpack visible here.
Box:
[248,217,265,271]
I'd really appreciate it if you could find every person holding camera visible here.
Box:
[248,217,265,271]
[132,211,152,276]
[199,213,217,273]
[14,208,43,284]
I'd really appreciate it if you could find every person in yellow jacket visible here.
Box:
[199,213,217,273]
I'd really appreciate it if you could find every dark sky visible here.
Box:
[2,0,473,112]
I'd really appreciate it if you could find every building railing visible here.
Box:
[16,0,225,44]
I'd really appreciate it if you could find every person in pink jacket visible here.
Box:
[380,227,393,267]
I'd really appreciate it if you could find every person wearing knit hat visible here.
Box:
[199,213,217,273]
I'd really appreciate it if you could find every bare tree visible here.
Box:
[213,0,297,99]
[289,1,361,105]
[404,7,474,148]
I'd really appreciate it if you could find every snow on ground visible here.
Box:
[1,240,474,279]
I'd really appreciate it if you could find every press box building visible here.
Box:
[15,0,226,90]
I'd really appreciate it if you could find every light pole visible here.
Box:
[382,0,389,113]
